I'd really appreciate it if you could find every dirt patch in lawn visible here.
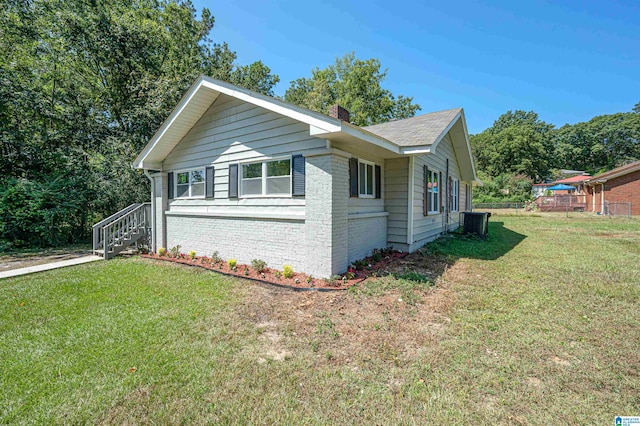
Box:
[231,250,459,367]
[0,245,91,272]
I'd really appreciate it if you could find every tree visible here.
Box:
[284,53,420,126]
[554,113,640,173]
[0,0,280,248]
[634,101,640,114]
[470,110,555,181]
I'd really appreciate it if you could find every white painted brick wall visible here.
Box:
[347,216,388,264]
[331,155,349,274]
[304,154,349,278]
[154,174,168,251]
[166,215,305,271]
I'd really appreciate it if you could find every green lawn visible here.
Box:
[1,216,638,424]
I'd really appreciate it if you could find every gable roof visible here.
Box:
[554,175,591,184]
[133,76,478,182]
[364,108,462,147]
[585,160,640,184]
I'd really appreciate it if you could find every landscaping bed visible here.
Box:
[142,248,408,290]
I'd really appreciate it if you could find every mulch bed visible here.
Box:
[141,250,408,291]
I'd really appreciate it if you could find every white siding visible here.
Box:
[162,94,326,214]
[385,157,409,245]
[411,133,471,248]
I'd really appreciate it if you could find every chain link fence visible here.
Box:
[473,201,634,219]
[603,202,632,219]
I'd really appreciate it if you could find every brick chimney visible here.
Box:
[328,104,350,123]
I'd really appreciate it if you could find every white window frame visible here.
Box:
[239,156,292,198]
[427,169,440,214]
[174,167,206,199]
[451,178,459,212]
[358,159,376,198]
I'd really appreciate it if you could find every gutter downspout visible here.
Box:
[144,170,156,253]
[601,183,605,215]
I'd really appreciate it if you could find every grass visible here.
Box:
[1,216,639,424]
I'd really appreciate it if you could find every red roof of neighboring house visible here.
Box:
[585,160,640,183]
[554,175,591,184]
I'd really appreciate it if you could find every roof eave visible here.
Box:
[311,122,402,155]
[133,75,346,170]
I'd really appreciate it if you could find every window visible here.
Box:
[240,158,291,197]
[426,168,439,214]
[358,160,375,197]
[175,168,205,198]
[451,178,459,212]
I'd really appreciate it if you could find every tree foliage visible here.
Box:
[284,53,421,126]
[470,111,554,181]
[0,0,279,249]
[553,112,640,174]
[470,106,640,202]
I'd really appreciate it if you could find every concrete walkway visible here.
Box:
[0,255,102,280]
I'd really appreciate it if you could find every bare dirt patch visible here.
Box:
[0,246,91,272]
[231,251,461,368]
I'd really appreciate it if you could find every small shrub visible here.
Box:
[251,259,267,273]
[353,259,367,270]
[227,258,237,269]
[243,267,249,276]
[157,247,167,257]
[169,245,181,258]
[188,250,197,260]
[306,275,313,284]
[283,264,294,279]
[371,249,383,263]
[211,251,222,265]
[344,271,356,280]
[328,275,342,286]
[274,270,282,279]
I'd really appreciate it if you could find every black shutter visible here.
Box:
[375,165,381,199]
[205,166,215,198]
[439,171,443,213]
[449,176,453,211]
[349,157,358,197]
[292,155,305,196]
[168,172,174,199]
[228,164,238,198]
[424,165,429,216]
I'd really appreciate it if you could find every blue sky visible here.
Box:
[190,0,639,134]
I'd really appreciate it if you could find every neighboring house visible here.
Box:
[533,174,591,212]
[584,161,640,216]
[553,174,591,195]
[132,76,479,278]
[532,183,553,198]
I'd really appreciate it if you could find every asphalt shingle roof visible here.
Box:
[363,108,462,147]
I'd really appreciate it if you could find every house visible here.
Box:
[532,182,553,198]
[129,76,479,278]
[531,174,590,198]
[553,174,591,195]
[584,160,640,216]
[532,174,591,211]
